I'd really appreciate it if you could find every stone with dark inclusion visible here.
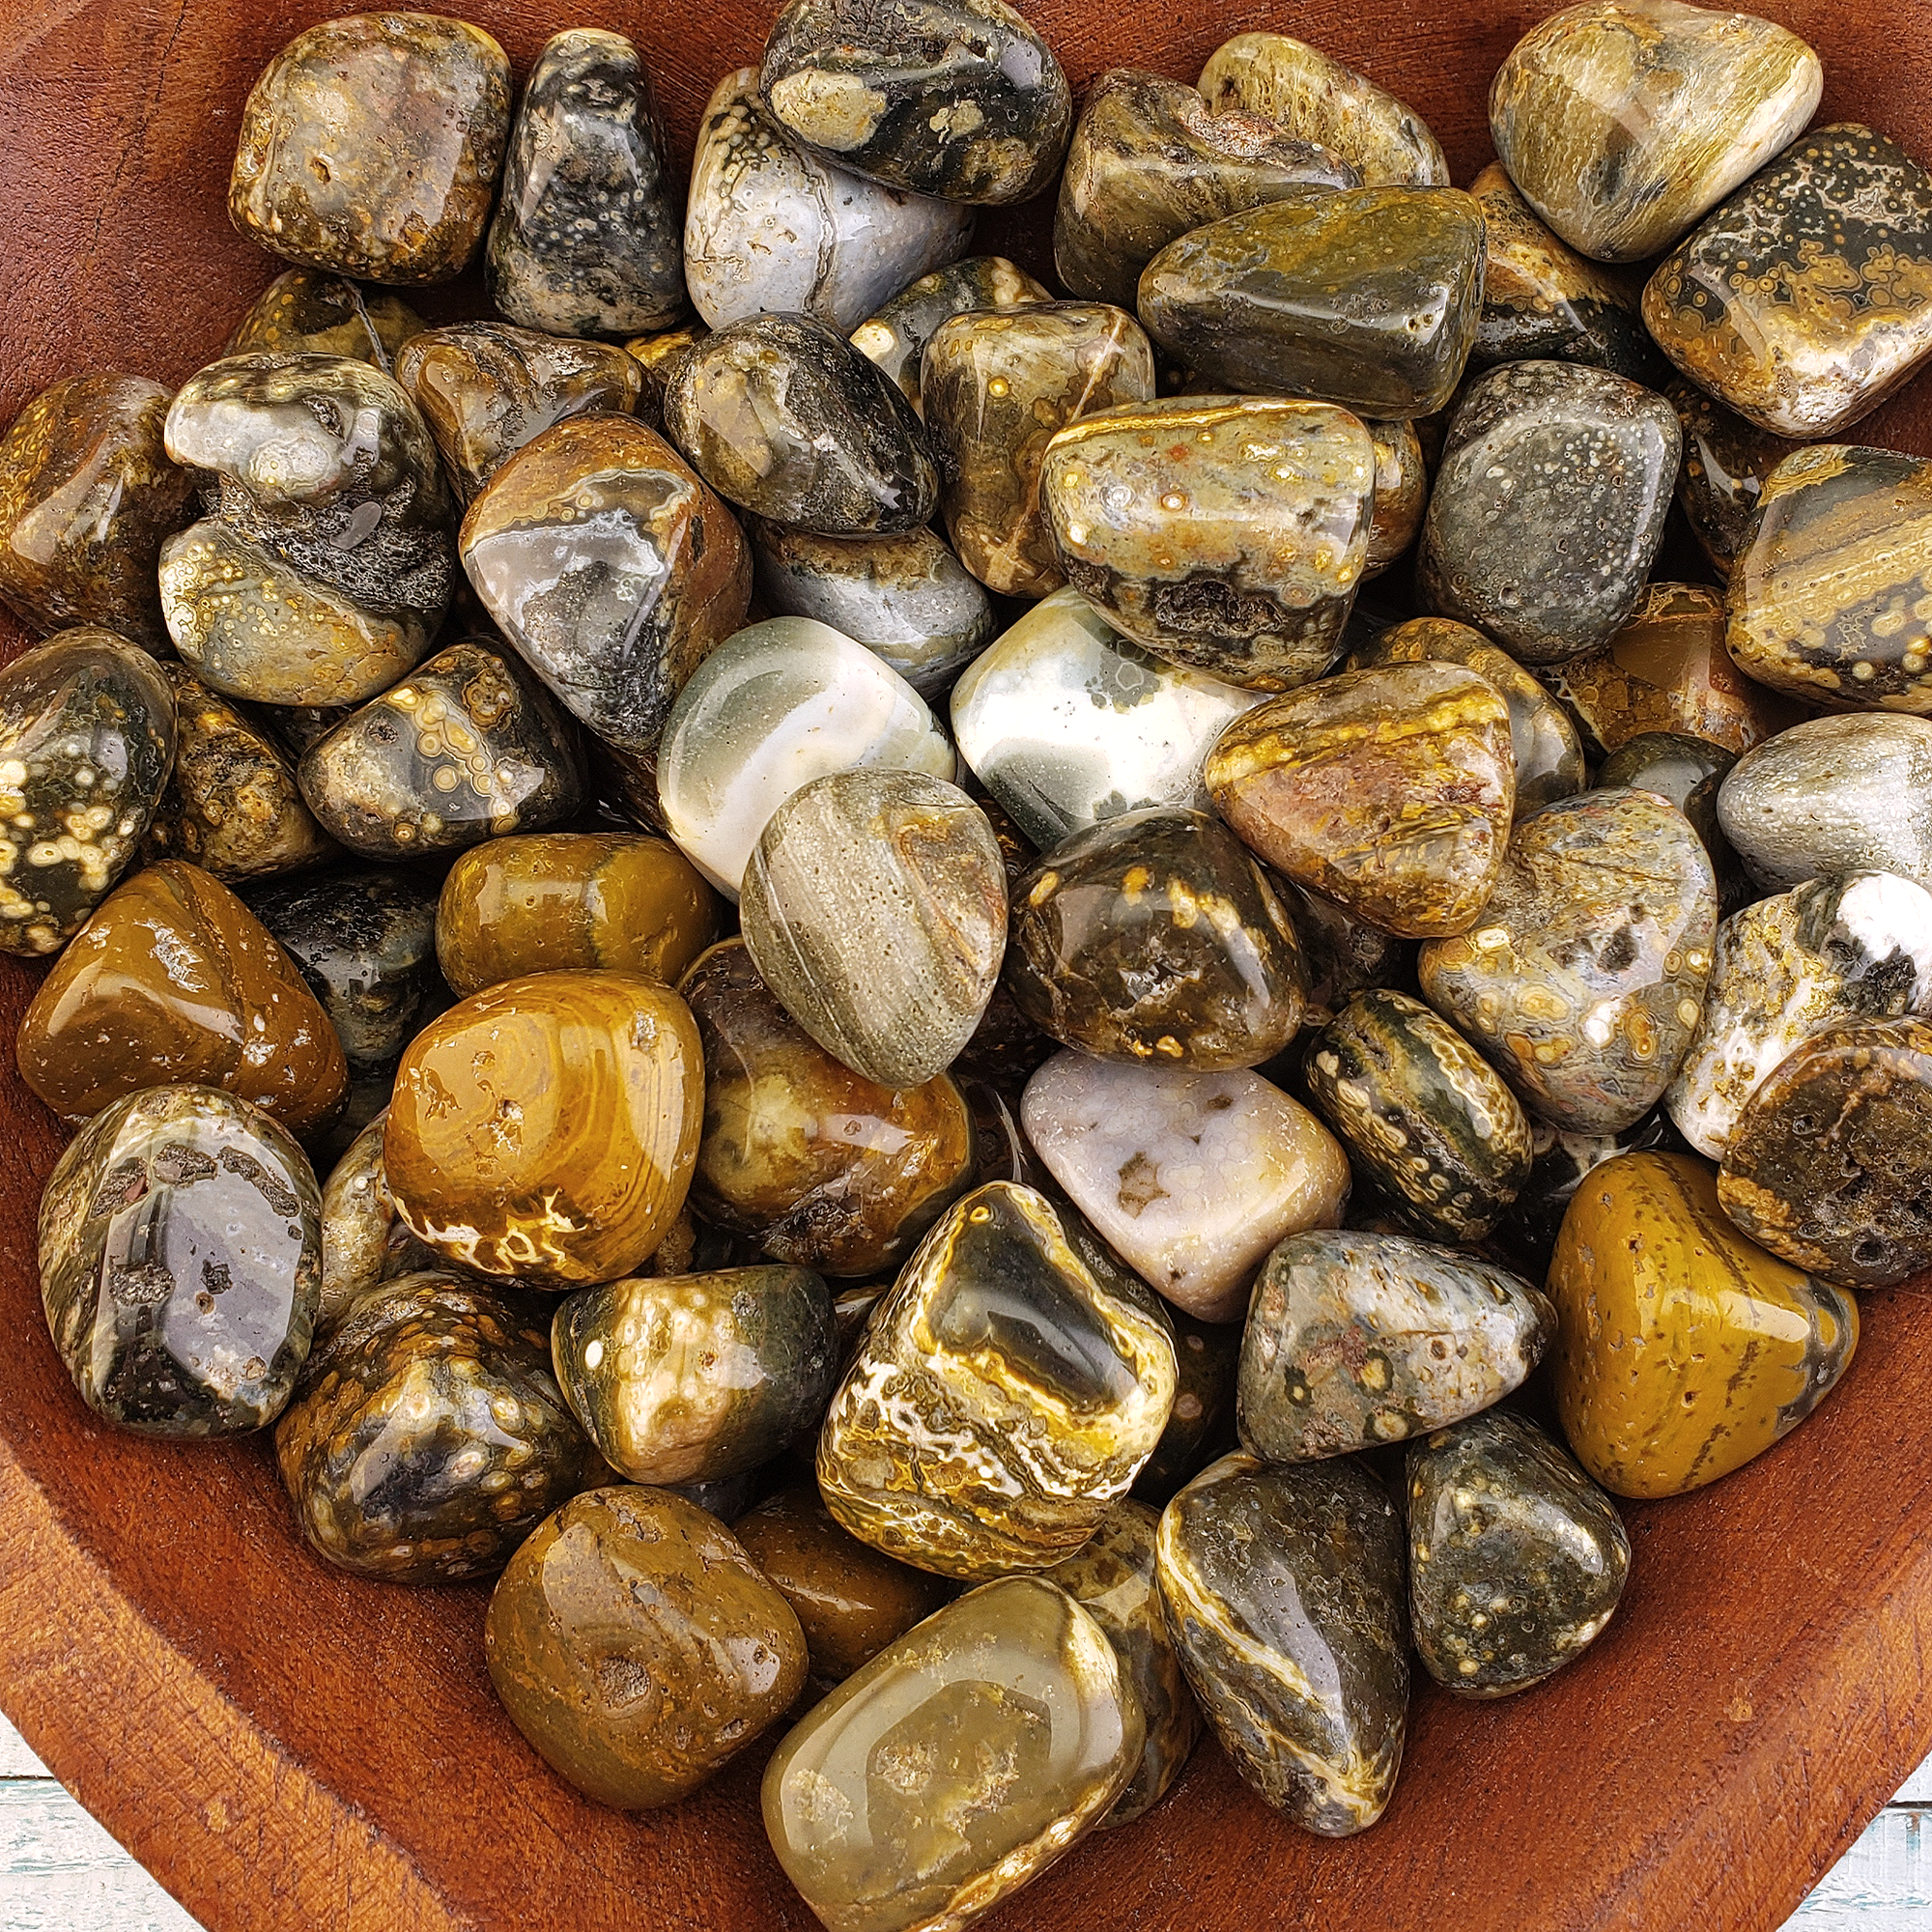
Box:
[38,1083,322,1436]
[664,313,938,536]
[1668,380,1800,583]
[297,640,584,862]
[1495,1108,1684,1278]
[849,255,1052,414]
[1408,1407,1631,1697]
[1280,881,1417,1029]
[1054,69,1357,313]
[760,0,1072,205]
[317,1112,440,1327]
[486,30,684,340]
[1643,126,1932,438]
[274,1272,592,1580]
[624,322,708,434]
[1156,1451,1407,1835]
[1134,1307,1240,1505]
[0,628,174,955]
[225,270,425,366]
[0,375,195,650]
[1597,730,1734,812]
[1236,1229,1554,1463]
[1137,189,1486,418]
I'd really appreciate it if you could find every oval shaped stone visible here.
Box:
[1135,1308,1241,1507]
[1361,418,1427,582]
[850,255,1054,414]
[317,1111,439,1328]
[1669,379,1800,582]
[224,270,425,365]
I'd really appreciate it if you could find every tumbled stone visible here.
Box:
[1198,32,1446,186]
[274,1273,591,1579]
[683,69,975,334]
[1418,361,1680,666]
[1023,1053,1349,1324]
[229,14,511,283]
[761,0,1071,204]
[1236,1229,1553,1462]
[459,413,751,757]
[1156,1451,1406,1834]
[923,303,1155,598]
[485,29,684,339]
[1664,871,1932,1158]
[1490,0,1821,264]
[1005,807,1305,1070]
[850,255,1053,414]
[818,1179,1177,1577]
[1304,988,1536,1243]
[1281,879,1418,1027]
[1493,1107,1684,1277]
[317,1111,439,1327]
[0,628,174,955]
[1549,1151,1857,1497]
[624,321,708,431]
[1138,189,1485,417]
[1361,418,1427,582]
[952,587,1259,852]
[38,1083,321,1435]
[386,969,701,1288]
[18,859,347,1135]
[1205,662,1515,939]
[1669,380,1801,582]
[682,939,977,1276]
[763,1577,1138,1932]
[1134,1307,1241,1506]
[1598,730,1735,811]
[1643,126,1932,437]
[665,312,938,536]
[298,640,583,861]
[1408,1408,1630,1696]
[225,270,424,364]
[0,375,194,650]
[740,770,1006,1088]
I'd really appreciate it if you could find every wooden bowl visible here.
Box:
[2,2,1931,1928]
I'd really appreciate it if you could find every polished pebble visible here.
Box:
[849,255,1053,415]
[225,269,425,364]
[1281,879,1418,1027]
[317,1111,440,1327]
[624,320,709,431]
[1669,381,1800,582]
[1133,1307,1241,1507]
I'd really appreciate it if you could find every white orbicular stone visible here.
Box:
[1020,1051,1351,1323]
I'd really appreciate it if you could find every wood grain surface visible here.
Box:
[1,2,1931,1930]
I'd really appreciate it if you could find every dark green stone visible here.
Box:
[1492,1108,1686,1278]
[849,256,1053,415]
[1277,879,1416,1029]
[1668,379,1799,582]
[1134,1304,1240,1505]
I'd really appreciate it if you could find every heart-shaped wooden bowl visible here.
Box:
[2,2,1931,1928]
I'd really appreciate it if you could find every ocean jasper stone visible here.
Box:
[229,14,511,283]
[1643,127,1932,438]
[657,620,952,898]
[682,939,977,1276]
[1054,69,1357,312]
[317,1112,440,1326]
[1282,880,1417,1028]
[1156,1452,1406,1834]
[1197,33,1445,186]
[1004,807,1306,1069]
[1670,381,1800,582]
[1418,361,1680,666]
[683,69,974,334]
[1719,1017,1932,1290]
[817,1180,1177,1577]
[850,255,1053,414]
[923,303,1155,598]
[1134,1307,1240,1507]
[1304,989,1535,1243]
[1598,731,1736,818]
[1493,1106,1685,1278]
[394,322,641,501]
[17,860,347,1136]
[1490,0,1820,264]
[1040,1498,1197,1828]
[763,1577,1138,1932]
[1408,1408,1631,1697]
[488,1487,806,1807]
[0,628,174,954]
[1724,445,1932,713]
[385,970,701,1288]
[740,770,1007,1088]
[274,1273,590,1579]
[1204,663,1515,939]
[952,588,1258,852]
[748,521,994,696]
[1022,1053,1349,1324]
[459,414,751,759]
[551,1265,838,1484]
[1361,419,1427,582]
[1419,789,1718,1134]
[665,313,938,536]
[1236,1229,1554,1462]
[0,374,194,649]
[1041,397,1374,691]
[1137,189,1485,417]
[436,832,719,998]
[760,0,1071,204]
[624,321,709,431]
[1549,1151,1857,1497]
[298,641,583,861]
[486,30,683,339]
[38,1084,321,1435]
[1664,872,1932,1158]
[225,270,424,364]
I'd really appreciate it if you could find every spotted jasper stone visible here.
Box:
[1281,880,1418,1028]
[1135,1306,1241,1506]
[1361,419,1428,582]
[1493,1107,1686,1280]
[849,256,1053,415]
[316,1112,440,1327]
[1642,127,1932,438]
[225,270,424,365]
[1548,1151,1857,1498]
[1236,1229,1554,1462]
[1669,382,1801,583]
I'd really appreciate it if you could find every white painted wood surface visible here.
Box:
[0,1713,1923,1928]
